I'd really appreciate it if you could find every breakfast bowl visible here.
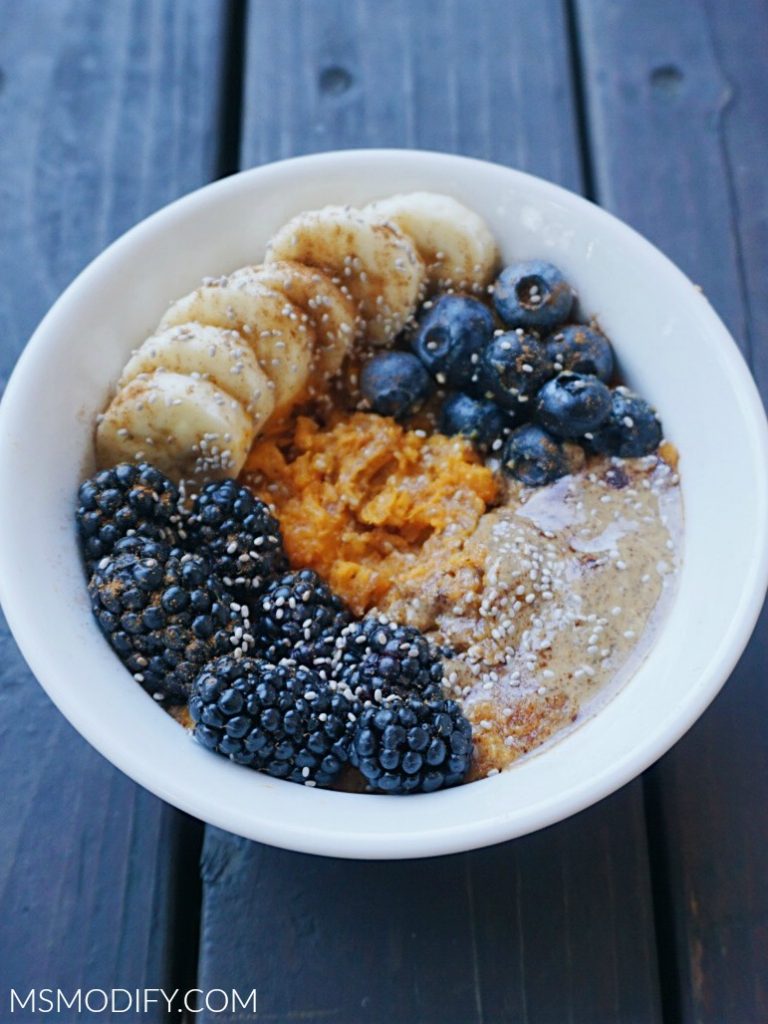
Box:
[0,149,766,859]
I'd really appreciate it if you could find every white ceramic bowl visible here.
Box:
[1,150,766,859]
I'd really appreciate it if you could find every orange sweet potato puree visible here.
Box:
[241,412,498,615]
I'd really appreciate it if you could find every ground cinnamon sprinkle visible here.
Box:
[241,412,498,614]
[466,694,577,779]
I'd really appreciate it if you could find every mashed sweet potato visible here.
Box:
[241,412,498,614]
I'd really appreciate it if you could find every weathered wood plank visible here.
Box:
[197,3,663,1022]
[241,0,581,186]
[576,1,768,1020]
[200,791,660,1024]
[0,1,229,1015]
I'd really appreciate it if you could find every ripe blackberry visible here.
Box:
[189,656,353,786]
[188,480,287,592]
[253,569,351,672]
[350,695,473,793]
[88,539,249,703]
[76,462,180,567]
[108,534,175,561]
[331,617,444,702]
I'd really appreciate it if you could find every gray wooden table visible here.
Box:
[0,2,766,1021]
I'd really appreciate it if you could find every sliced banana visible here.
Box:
[365,192,499,293]
[227,261,356,379]
[159,283,314,417]
[119,323,275,430]
[96,371,254,482]
[265,205,425,345]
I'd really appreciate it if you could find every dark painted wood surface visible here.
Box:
[576,1,768,1020]
[199,793,660,1024]
[0,2,228,1018]
[196,4,663,1022]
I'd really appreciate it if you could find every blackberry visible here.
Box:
[109,534,175,561]
[189,656,353,786]
[187,480,288,593]
[350,695,473,793]
[88,539,248,703]
[76,462,180,567]
[332,617,444,703]
[253,569,351,672]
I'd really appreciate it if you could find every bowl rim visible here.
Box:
[1,148,767,859]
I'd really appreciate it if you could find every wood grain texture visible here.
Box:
[197,3,663,1022]
[575,0,768,1020]
[199,793,660,1024]
[241,0,580,185]
[0,1,228,1016]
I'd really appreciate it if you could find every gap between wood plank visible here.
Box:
[563,0,597,202]
[168,813,206,1020]
[643,769,684,1024]
[216,0,248,179]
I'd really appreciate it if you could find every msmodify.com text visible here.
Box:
[9,987,257,1016]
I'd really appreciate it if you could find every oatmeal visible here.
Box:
[380,453,681,776]
[242,412,497,614]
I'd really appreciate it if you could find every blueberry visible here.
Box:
[360,351,434,419]
[587,387,662,457]
[534,371,612,438]
[501,424,568,486]
[493,261,574,332]
[545,324,614,383]
[477,330,553,410]
[439,393,509,451]
[411,295,495,387]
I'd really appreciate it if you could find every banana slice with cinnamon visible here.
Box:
[365,192,499,293]
[96,371,254,482]
[159,283,314,417]
[119,323,274,429]
[226,261,356,379]
[265,205,425,345]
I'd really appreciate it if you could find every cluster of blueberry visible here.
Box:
[360,261,662,485]
[77,465,473,794]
